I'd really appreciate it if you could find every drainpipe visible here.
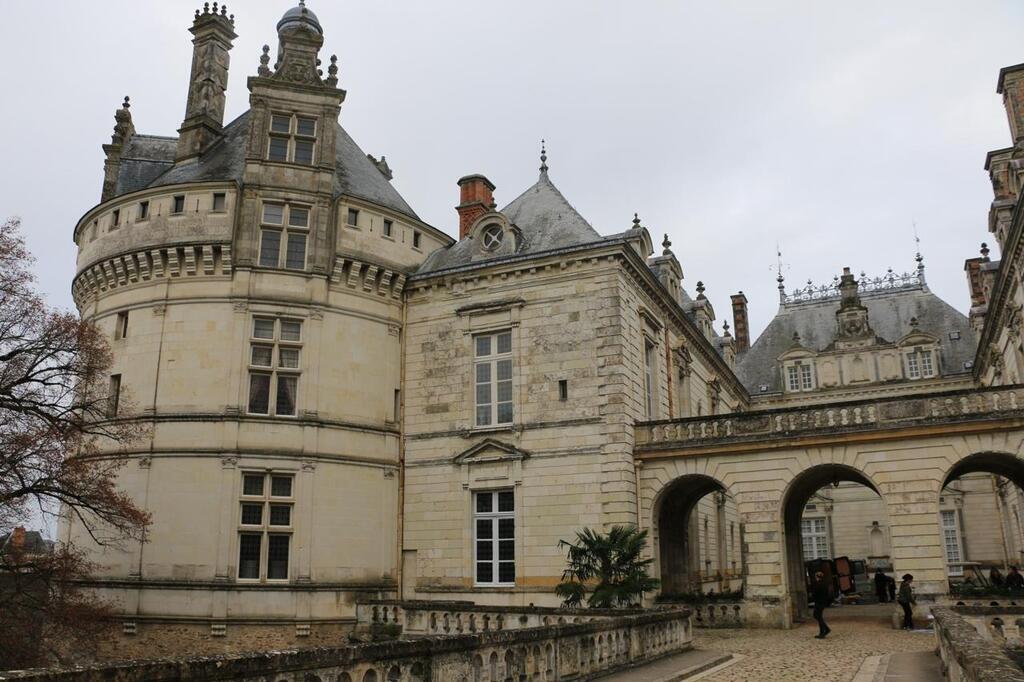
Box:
[396,294,408,598]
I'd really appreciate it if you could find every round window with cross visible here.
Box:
[480,223,504,251]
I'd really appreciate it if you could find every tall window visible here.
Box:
[474,330,513,427]
[248,317,301,417]
[107,374,122,417]
[643,339,657,418]
[382,219,393,237]
[800,364,814,390]
[941,510,963,577]
[474,490,514,586]
[172,195,185,214]
[268,113,316,165]
[137,200,149,221]
[258,203,309,270]
[905,348,935,379]
[801,517,829,560]
[115,311,129,340]
[238,472,294,581]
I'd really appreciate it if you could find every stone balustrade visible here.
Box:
[932,606,1024,681]
[636,385,1024,452]
[355,599,642,637]
[0,608,692,682]
[690,602,746,629]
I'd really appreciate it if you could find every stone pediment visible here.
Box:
[452,439,531,465]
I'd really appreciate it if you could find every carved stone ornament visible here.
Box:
[221,455,238,468]
[274,53,322,86]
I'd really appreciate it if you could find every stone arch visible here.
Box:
[653,473,731,594]
[362,671,378,682]
[386,666,400,682]
[781,463,885,621]
[939,450,1024,580]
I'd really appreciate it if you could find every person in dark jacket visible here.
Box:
[990,566,1005,589]
[897,574,916,629]
[874,569,888,603]
[887,574,897,602]
[811,571,832,639]
[1007,566,1024,590]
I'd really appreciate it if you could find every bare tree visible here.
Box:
[0,216,149,667]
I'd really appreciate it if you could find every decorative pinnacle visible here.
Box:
[696,280,706,298]
[539,139,548,174]
[258,45,271,76]
[981,242,991,259]
[122,95,130,109]
[910,316,919,328]
[722,320,731,337]
[632,213,641,229]
[662,233,672,256]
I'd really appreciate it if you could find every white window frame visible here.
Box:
[801,517,830,560]
[905,347,936,380]
[247,317,302,417]
[474,330,513,428]
[941,509,964,577]
[785,361,815,392]
[267,113,317,165]
[258,202,310,271]
[238,472,295,582]
[473,489,515,587]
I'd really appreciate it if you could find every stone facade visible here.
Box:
[56,1,1024,659]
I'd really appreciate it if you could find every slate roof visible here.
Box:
[112,112,420,220]
[418,170,605,274]
[736,284,976,393]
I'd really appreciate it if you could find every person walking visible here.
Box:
[874,569,888,603]
[811,571,832,639]
[1007,566,1024,590]
[897,574,916,630]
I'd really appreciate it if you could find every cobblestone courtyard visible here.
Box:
[694,605,938,681]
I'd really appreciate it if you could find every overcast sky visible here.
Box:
[2,0,1022,340]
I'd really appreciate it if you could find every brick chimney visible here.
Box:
[998,64,1024,145]
[10,526,25,550]
[457,175,495,239]
[730,292,750,352]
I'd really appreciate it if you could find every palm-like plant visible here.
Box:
[555,525,659,608]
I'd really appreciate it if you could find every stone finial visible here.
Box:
[981,242,991,260]
[722,321,731,337]
[633,213,641,229]
[696,281,706,299]
[910,316,919,328]
[326,54,339,87]
[540,139,548,174]
[662,233,673,256]
[258,45,271,76]
[111,95,134,145]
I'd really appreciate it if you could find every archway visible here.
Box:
[782,464,886,622]
[939,452,1024,586]
[655,475,741,596]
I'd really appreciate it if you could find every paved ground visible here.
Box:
[598,650,733,681]
[690,604,940,682]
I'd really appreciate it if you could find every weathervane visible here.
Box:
[770,243,790,303]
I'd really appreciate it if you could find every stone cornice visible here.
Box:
[636,384,1024,455]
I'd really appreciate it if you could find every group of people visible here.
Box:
[988,565,1024,589]
[811,570,917,638]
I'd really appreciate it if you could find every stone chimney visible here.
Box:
[998,64,1024,146]
[101,96,135,202]
[176,3,237,162]
[457,175,495,239]
[730,292,750,352]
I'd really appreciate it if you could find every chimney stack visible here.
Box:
[456,175,495,239]
[11,527,25,550]
[176,4,237,162]
[730,292,750,352]
[998,64,1024,146]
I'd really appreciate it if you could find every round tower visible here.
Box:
[67,3,451,654]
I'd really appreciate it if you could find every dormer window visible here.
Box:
[268,114,317,165]
[785,361,816,392]
[258,202,310,271]
[906,348,936,379]
[481,223,504,251]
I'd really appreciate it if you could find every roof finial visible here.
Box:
[632,213,641,229]
[913,219,926,285]
[662,233,672,256]
[771,243,788,304]
[696,280,706,299]
[539,139,548,175]
[981,242,990,260]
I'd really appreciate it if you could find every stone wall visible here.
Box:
[932,606,1024,681]
[1,608,692,682]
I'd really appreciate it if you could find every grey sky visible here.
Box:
[2,0,1022,341]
